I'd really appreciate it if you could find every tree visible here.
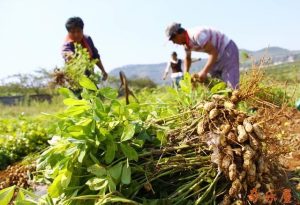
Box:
[0,68,53,96]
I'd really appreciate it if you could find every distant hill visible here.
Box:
[240,47,300,58]
[109,61,206,85]
[240,47,300,68]
[109,47,300,85]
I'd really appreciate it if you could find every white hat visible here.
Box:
[165,22,182,40]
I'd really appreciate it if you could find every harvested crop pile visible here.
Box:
[194,92,288,204]
[0,164,35,190]
[159,87,297,204]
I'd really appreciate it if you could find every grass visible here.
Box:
[262,61,300,100]
[263,61,300,82]
[0,95,66,118]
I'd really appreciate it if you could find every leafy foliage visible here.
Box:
[34,77,165,204]
[0,186,15,205]
[0,116,54,169]
[128,77,157,90]
[19,73,217,204]
[53,44,101,90]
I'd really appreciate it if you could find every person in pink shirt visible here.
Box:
[165,23,239,89]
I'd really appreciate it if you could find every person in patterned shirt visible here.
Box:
[165,22,239,89]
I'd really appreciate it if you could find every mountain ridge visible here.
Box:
[109,47,300,85]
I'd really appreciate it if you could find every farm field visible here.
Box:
[0,60,300,204]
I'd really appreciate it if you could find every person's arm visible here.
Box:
[88,36,108,81]
[163,62,170,80]
[184,50,192,73]
[61,42,75,62]
[197,42,218,82]
[96,60,108,81]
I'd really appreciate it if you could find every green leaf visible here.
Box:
[0,186,15,205]
[94,97,104,111]
[132,139,145,148]
[96,196,139,205]
[99,127,109,136]
[16,188,37,200]
[91,119,96,133]
[79,76,98,91]
[48,173,63,198]
[78,149,86,163]
[15,200,37,205]
[179,73,192,94]
[120,124,135,142]
[156,130,167,145]
[44,194,55,205]
[138,130,151,141]
[90,153,101,164]
[210,82,227,94]
[86,177,108,191]
[105,140,116,164]
[58,87,76,98]
[96,127,107,142]
[64,105,89,116]
[61,169,72,188]
[120,143,138,161]
[98,87,118,99]
[78,119,93,134]
[77,118,93,127]
[216,88,232,95]
[67,125,84,137]
[107,177,116,192]
[121,164,131,185]
[64,146,78,157]
[81,89,92,100]
[63,98,88,106]
[15,189,25,201]
[108,121,119,130]
[108,162,123,181]
[110,100,123,115]
[87,164,107,177]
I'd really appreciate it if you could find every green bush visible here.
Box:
[0,117,54,169]
[128,77,157,90]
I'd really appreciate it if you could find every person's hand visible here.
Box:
[197,70,208,82]
[191,73,200,83]
[102,72,108,81]
[63,51,74,62]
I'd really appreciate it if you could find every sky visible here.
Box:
[0,0,299,78]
